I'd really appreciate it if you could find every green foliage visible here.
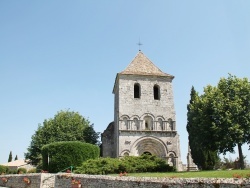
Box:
[8,151,12,162]
[123,169,250,178]
[83,124,100,145]
[27,168,37,173]
[25,110,99,165]
[187,86,219,170]
[17,167,27,174]
[41,141,100,173]
[0,165,8,174]
[75,154,175,175]
[14,155,18,161]
[186,75,250,170]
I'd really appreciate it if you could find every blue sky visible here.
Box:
[0,1,250,165]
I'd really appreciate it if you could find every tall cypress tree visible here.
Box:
[8,151,12,162]
[186,86,219,170]
[14,155,18,161]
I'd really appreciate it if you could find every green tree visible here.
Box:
[83,124,100,145]
[187,75,250,169]
[186,86,219,170]
[14,155,18,161]
[25,110,99,165]
[8,151,12,162]
[213,75,250,169]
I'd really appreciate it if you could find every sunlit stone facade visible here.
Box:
[102,51,183,171]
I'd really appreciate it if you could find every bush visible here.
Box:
[41,141,100,173]
[17,168,27,174]
[0,165,8,174]
[27,168,37,173]
[75,154,175,175]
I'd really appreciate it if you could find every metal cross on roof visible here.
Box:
[137,39,143,51]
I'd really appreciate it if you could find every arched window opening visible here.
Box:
[133,118,140,130]
[168,154,176,167]
[144,116,153,130]
[158,118,163,130]
[123,117,128,130]
[134,83,140,99]
[154,85,160,100]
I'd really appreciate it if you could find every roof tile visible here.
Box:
[120,51,173,77]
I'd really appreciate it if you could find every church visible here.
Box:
[101,51,183,171]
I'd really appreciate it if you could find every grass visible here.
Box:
[116,169,250,178]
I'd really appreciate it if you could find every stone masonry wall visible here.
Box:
[1,174,250,188]
[0,173,54,188]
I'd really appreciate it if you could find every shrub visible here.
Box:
[41,141,100,173]
[0,165,8,174]
[27,168,37,173]
[75,154,175,175]
[17,168,27,174]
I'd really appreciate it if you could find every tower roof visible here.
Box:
[119,51,174,78]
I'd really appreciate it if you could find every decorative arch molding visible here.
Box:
[140,113,155,120]
[120,115,130,119]
[156,116,165,121]
[130,136,168,159]
[130,115,140,120]
[120,149,130,157]
[167,151,177,157]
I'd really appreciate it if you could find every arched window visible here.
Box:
[133,118,140,130]
[134,83,140,98]
[158,118,163,130]
[123,117,129,130]
[144,116,153,130]
[154,85,160,100]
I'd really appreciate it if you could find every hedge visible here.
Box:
[41,141,99,173]
[75,154,175,174]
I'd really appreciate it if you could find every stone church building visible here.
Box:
[102,51,183,171]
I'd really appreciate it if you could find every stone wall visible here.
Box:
[0,173,54,188]
[1,173,250,188]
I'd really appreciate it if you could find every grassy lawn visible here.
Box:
[115,170,250,178]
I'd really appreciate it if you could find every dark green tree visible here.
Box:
[14,155,18,161]
[8,151,12,162]
[83,124,100,145]
[213,75,250,169]
[25,110,99,165]
[186,86,219,170]
[187,75,250,169]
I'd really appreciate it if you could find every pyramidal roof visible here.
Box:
[119,51,173,78]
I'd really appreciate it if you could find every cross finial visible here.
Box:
[137,39,143,51]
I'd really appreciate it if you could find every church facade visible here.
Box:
[102,51,183,171]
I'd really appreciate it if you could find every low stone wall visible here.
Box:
[0,173,54,188]
[1,173,250,188]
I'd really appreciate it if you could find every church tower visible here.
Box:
[102,51,183,171]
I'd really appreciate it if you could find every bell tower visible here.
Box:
[102,51,183,171]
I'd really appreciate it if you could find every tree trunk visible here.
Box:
[238,143,245,169]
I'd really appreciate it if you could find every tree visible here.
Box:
[83,124,100,145]
[213,75,250,169]
[25,110,99,165]
[14,155,18,161]
[187,86,219,170]
[187,75,250,169]
[8,151,12,162]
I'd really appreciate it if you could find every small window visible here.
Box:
[134,83,140,98]
[154,85,160,100]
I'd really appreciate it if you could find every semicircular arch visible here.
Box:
[130,136,168,158]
